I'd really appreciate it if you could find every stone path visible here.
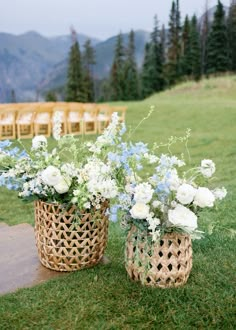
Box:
[0,222,64,295]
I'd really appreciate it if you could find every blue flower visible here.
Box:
[0,140,12,149]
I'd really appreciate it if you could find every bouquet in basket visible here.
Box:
[0,112,156,214]
[110,131,227,241]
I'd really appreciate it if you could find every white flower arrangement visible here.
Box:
[0,114,126,209]
[0,112,157,216]
[0,111,227,235]
[113,132,227,241]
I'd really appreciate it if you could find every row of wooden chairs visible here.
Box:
[0,102,127,140]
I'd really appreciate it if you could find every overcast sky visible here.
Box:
[0,0,230,40]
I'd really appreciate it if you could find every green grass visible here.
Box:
[0,76,236,329]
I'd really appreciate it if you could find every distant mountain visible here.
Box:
[0,31,101,102]
[39,29,150,95]
[0,4,230,103]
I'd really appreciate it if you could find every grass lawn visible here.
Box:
[0,76,236,329]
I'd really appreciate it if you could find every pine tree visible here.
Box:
[66,31,85,102]
[166,0,182,85]
[189,15,201,80]
[141,43,153,98]
[123,30,139,100]
[227,0,236,71]
[82,39,96,102]
[206,0,229,74]
[180,15,191,76]
[160,24,166,65]
[141,16,164,97]
[200,0,210,74]
[110,33,125,100]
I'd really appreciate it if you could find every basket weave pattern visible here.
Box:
[34,200,109,272]
[125,226,192,288]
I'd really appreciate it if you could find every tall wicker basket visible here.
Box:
[125,226,192,288]
[34,200,109,272]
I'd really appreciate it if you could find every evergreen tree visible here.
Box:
[141,43,154,98]
[123,30,139,100]
[66,34,85,102]
[82,39,96,102]
[206,0,229,74]
[227,0,236,71]
[200,0,210,74]
[45,90,57,102]
[166,0,182,85]
[189,15,201,80]
[10,89,16,103]
[160,24,166,65]
[180,15,191,76]
[141,16,164,97]
[110,33,125,100]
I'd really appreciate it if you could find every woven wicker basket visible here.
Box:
[34,200,109,272]
[125,226,192,288]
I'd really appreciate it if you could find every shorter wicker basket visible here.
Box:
[125,226,192,288]
[34,200,109,272]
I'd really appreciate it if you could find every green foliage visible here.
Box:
[206,0,229,74]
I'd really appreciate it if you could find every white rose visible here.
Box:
[32,135,47,150]
[176,183,196,205]
[41,166,62,186]
[130,203,150,220]
[212,187,227,201]
[54,176,71,194]
[194,187,215,208]
[168,204,198,231]
[200,159,216,178]
[134,183,154,203]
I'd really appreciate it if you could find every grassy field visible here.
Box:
[0,76,236,329]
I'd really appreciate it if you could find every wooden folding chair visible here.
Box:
[83,103,98,135]
[111,106,127,123]
[34,105,52,137]
[67,103,84,135]
[16,107,35,139]
[97,104,112,134]
[0,108,16,140]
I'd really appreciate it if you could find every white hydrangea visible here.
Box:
[31,135,47,150]
[52,111,62,140]
[152,200,162,208]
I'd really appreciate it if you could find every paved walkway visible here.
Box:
[0,222,64,295]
